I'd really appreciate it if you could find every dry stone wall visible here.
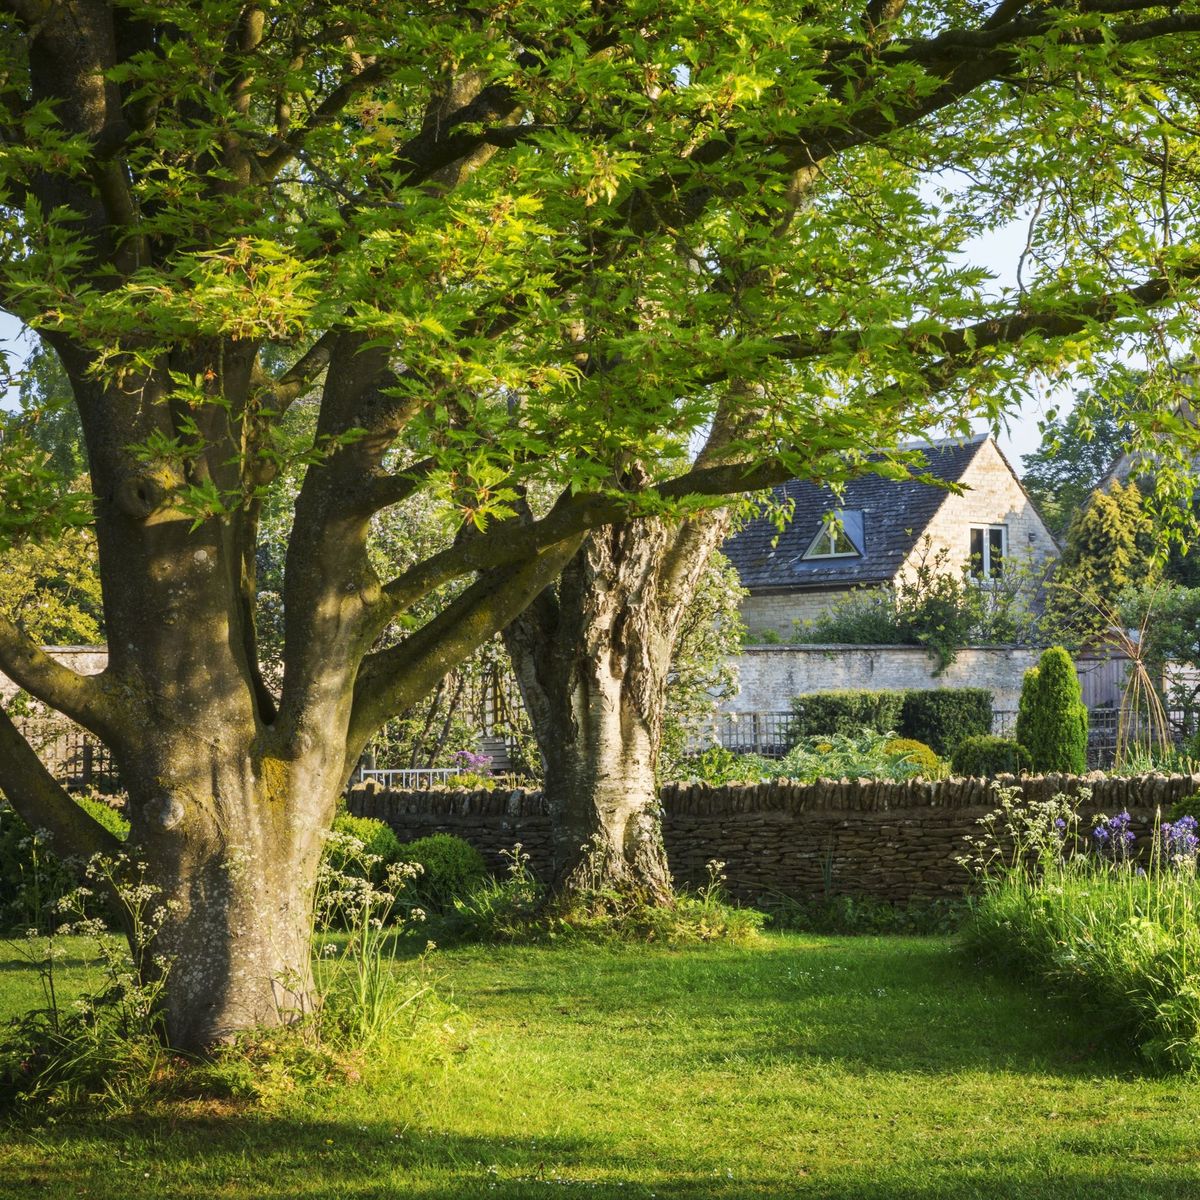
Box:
[348,772,1200,903]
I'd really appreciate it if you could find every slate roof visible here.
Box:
[724,434,989,592]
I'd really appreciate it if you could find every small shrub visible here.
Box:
[0,794,129,933]
[773,730,925,783]
[899,688,993,757]
[679,746,775,785]
[1168,792,1200,823]
[395,834,488,913]
[541,857,765,946]
[790,690,906,738]
[951,735,1033,778]
[449,844,543,941]
[443,771,496,790]
[1015,647,1088,773]
[791,587,901,646]
[325,814,402,886]
[881,737,945,779]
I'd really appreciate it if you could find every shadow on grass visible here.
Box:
[0,954,97,972]
[4,1112,1194,1200]
[0,935,1177,1200]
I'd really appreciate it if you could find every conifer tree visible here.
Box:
[1016,647,1089,774]
[1047,482,1158,641]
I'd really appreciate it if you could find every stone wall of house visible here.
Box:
[740,590,846,639]
[348,772,1199,903]
[897,437,1059,584]
[727,643,1042,714]
[0,646,108,706]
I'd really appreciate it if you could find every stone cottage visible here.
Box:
[724,433,1059,640]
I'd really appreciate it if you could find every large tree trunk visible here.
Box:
[74,378,347,1048]
[506,512,729,907]
[117,734,335,1050]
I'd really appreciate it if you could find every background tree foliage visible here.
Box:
[1047,480,1159,640]
[1021,386,1137,539]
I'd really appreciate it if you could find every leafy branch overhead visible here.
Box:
[0,2,1196,712]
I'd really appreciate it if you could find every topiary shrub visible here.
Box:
[882,737,945,778]
[396,834,488,913]
[1015,646,1088,774]
[950,735,1032,778]
[790,690,906,738]
[898,688,993,757]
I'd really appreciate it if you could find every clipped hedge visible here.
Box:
[950,735,1032,778]
[789,687,993,757]
[900,688,993,758]
[790,690,906,739]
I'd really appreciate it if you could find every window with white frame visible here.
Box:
[969,525,1006,579]
[803,510,863,560]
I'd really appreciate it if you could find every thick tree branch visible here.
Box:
[688,260,1200,386]
[378,491,629,620]
[982,0,1035,31]
[263,328,341,412]
[0,617,118,738]
[896,9,1200,57]
[0,707,124,864]
[358,457,439,514]
[258,59,385,178]
[375,451,845,628]
[347,535,585,766]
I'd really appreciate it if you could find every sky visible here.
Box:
[0,218,1066,476]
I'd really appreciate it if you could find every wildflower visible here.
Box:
[1092,811,1136,861]
[1161,815,1199,865]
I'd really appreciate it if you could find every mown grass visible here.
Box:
[2,932,1199,1198]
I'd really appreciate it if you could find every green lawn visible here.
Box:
[1,933,1198,1198]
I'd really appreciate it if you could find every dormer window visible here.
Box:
[803,509,863,560]
[970,525,1006,579]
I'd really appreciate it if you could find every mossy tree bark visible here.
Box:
[0,336,588,1049]
[505,509,730,907]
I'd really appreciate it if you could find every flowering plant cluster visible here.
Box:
[453,750,493,775]
[1092,811,1137,861]
[1161,815,1200,866]
[963,790,1200,1071]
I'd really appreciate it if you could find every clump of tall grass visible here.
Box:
[961,788,1200,1071]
